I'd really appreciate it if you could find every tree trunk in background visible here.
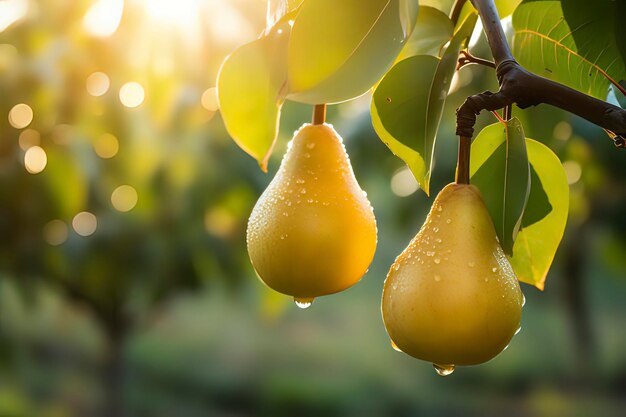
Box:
[563,223,595,380]
[102,323,127,417]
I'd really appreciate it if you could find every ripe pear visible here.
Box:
[382,183,523,369]
[247,123,377,306]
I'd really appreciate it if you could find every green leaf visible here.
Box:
[512,0,626,100]
[470,118,530,255]
[217,13,292,171]
[455,0,521,30]
[510,139,569,290]
[287,0,419,104]
[397,6,454,60]
[371,12,477,194]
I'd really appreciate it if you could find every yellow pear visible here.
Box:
[382,183,523,372]
[247,123,377,307]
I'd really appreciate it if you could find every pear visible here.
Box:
[247,123,377,307]
[382,183,523,370]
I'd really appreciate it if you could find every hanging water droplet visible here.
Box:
[433,363,455,376]
[294,297,314,309]
[391,340,402,352]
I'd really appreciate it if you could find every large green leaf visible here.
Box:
[396,6,454,60]
[510,139,569,290]
[287,0,419,104]
[217,13,293,172]
[371,12,477,194]
[512,0,626,100]
[470,119,530,255]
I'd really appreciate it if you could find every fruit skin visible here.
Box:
[382,183,523,366]
[247,123,377,299]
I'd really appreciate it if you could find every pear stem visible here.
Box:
[313,104,327,125]
[456,136,471,184]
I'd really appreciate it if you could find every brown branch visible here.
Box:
[457,50,496,70]
[313,104,326,125]
[450,0,469,26]
[455,0,626,148]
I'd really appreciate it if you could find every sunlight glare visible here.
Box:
[83,0,124,37]
[144,0,200,27]
[0,0,28,32]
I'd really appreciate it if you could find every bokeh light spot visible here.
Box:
[43,220,68,246]
[563,160,582,185]
[86,72,111,96]
[8,103,33,129]
[18,129,40,150]
[111,185,138,212]
[83,0,124,37]
[390,166,419,197]
[553,121,572,141]
[94,133,119,159]
[201,87,220,112]
[119,82,145,108]
[72,212,97,237]
[24,146,47,174]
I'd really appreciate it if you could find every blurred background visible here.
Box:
[0,0,625,416]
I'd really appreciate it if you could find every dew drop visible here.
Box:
[294,297,314,309]
[426,251,434,257]
[434,258,440,264]
[437,206,443,212]
[300,188,307,194]
[307,198,313,203]
[433,363,455,377]
[296,178,305,184]
[492,267,497,273]
[434,275,441,282]
[446,219,452,224]
[306,142,315,149]
[433,227,439,233]
[282,212,289,217]
[391,340,402,352]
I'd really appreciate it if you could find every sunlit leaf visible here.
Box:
[512,0,626,100]
[265,0,303,30]
[217,14,294,172]
[371,12,477,194]
[470,118,530,255]
[397,6,454,60]
[510,139,569,290]
[287,0,419,104]
[456,0,521,29]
